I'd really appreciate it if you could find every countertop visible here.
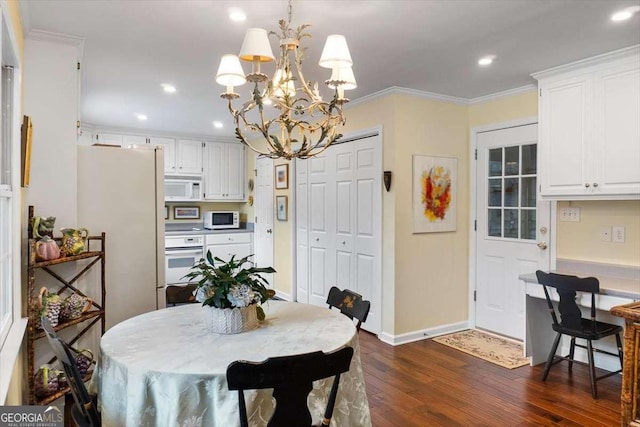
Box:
[519,259,640,300]
[165,222,254,236]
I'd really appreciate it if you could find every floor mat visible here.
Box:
[432,329,530,369]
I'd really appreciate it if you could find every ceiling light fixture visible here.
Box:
[229,8,246,22]
[478,55,496,66]
[215,0,356,159]
[611,6,640,22]
[136,113,148,121]
[213,121,224,129]
[161,83,176,93]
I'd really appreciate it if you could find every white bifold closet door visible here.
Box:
[295,131,382,334]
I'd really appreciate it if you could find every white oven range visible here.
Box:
[161,235,204,308]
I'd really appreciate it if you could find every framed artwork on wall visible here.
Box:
[275,164,289,189]
[412,155,457,233]
[174,206,200,220]
[21,115,33,187]
[276,196,288,221]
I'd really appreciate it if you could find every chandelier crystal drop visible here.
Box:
[215,0,356,160]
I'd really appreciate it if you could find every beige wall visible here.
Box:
[469,91,538,128]
[557,201,640,267]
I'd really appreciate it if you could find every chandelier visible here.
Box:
[215,0,356,160]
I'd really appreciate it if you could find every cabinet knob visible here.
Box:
[316,238,320,242]
[179,166,182,169]
[342,241,346,245]
[593,182,598,188]
[267,229,272,234]
[584,183,590,188]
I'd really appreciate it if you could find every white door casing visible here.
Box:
[474,123,551,340]
[254,156,274,288]
[295,129,382,334]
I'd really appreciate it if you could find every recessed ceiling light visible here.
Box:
[478,55,496,66]
[229,8,246,22]
[611,6,640,22]
[213,121,224,129]
[136,114,148,121]
[161,83,176,93]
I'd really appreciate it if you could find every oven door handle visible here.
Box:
[165,249,204,257]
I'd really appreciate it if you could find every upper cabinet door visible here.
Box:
[538,75,592,198]
[177,139,203,175]
[204,142,225,200]
[95,133,124,146]
[225,144,245,200]
[123,135,147,146]
[593,63,640,197]
[150,137,176,174]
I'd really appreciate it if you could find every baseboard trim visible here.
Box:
[378,321,469,346]
[273,291,292,301]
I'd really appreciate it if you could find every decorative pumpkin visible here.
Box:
[35,236,61,261]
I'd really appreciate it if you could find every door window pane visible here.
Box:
[489,149,502,177]
[504,146,519,176]
[488,179,502,207]
[521,177,536,207]
[521,209,536,240]
[504,209,518,238]
[504,178,519,207]
[521,144,537,175]
[488,209,501,237]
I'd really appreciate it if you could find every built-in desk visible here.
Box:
[519,259,640,370]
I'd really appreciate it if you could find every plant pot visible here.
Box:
[207,305,258,334]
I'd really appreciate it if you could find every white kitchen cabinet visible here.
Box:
[205,233,253,264]
[204,142,246,201]
[177,139,203,175]
[95,132,124,146]
[150,137,177,174]
[534,47,640,200]
[123,135,148,146]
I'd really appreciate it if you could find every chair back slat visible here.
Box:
[227,347,354,427]
[326,287,371,330]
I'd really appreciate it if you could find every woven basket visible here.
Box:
[207,305,258,334]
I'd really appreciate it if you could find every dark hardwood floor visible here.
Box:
[358,331,621,427]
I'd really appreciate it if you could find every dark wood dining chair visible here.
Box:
[41,316,101,427]
[326,286,370,330]
[226,346,354,427]
[535,270,623,398]
[165,284,197,306]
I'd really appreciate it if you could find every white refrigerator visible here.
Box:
[77,145,165,330]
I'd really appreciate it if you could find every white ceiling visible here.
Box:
[22,0,640,137]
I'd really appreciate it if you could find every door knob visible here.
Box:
[316,238,320,242]
[267,229,272,234]
[537,241,548,250]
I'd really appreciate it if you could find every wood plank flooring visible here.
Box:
[358,331,621,426]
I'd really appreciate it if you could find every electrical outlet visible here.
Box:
[559,207,580,222]
[613,226,625,243]
[599,226,612,242]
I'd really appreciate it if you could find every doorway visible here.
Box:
[473,123,551,340]
[254,156,274,288]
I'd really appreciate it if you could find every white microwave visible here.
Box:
[164,179,202,201]
[204,211,240,230]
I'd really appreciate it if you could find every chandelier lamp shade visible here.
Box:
[215,0,356,159]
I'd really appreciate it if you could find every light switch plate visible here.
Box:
[559,207,580,222]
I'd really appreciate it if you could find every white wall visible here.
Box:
[23,38,78,226]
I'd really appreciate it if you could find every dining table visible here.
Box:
[93,300,372,426]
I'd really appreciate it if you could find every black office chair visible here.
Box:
[226,347,354,427]
[326,286,371,331]
[41,316,101,427]
[535,270,623,398]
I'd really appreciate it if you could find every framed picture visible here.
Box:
[174,206,200,220]
[275,164,289,189]
[21,115,33,187]
[276,195,288,221]
[164,206,169,220]
[412,155,457,233]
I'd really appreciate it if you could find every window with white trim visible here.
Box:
[0,64,15,348]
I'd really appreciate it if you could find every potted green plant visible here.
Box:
[183,251,276,334]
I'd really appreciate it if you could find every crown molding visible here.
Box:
[531,44,640,80]
[83,122,238,144]
[26,28,85,47]
[16,0,31,34]
[346,86,468,109]
[468,84,537,105]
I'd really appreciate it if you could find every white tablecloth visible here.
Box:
[94,301,371,426]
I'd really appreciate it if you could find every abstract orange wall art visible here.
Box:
[413,155,457,233]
